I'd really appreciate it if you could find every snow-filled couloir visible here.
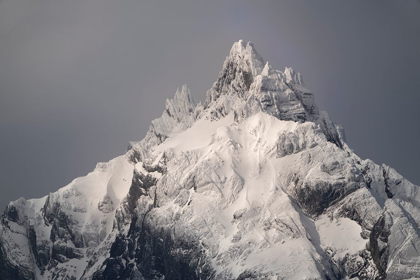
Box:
[1,40,419,280]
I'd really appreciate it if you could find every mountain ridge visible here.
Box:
[1,40,419,280]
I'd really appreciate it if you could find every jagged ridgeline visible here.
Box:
[1,40,419,280]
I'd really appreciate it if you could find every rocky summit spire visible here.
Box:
[205,40,265,105]
[204,40,315,121]
[228,40,265,77]
[201,40,343,148]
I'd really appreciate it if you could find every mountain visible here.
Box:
[1,40,419,280]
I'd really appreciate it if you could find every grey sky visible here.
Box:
[0,0,419,210]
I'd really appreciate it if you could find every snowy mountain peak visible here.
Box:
[228,40,264,77]
[205,40,265,106]
[202,41,343,149]
[128,41,343,157]
[1,41,419,280]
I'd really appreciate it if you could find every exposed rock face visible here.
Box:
[1,41,419,280]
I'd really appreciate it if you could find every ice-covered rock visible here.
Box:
[128,84,199,162]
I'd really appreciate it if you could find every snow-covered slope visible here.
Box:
[1,40,419,280]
